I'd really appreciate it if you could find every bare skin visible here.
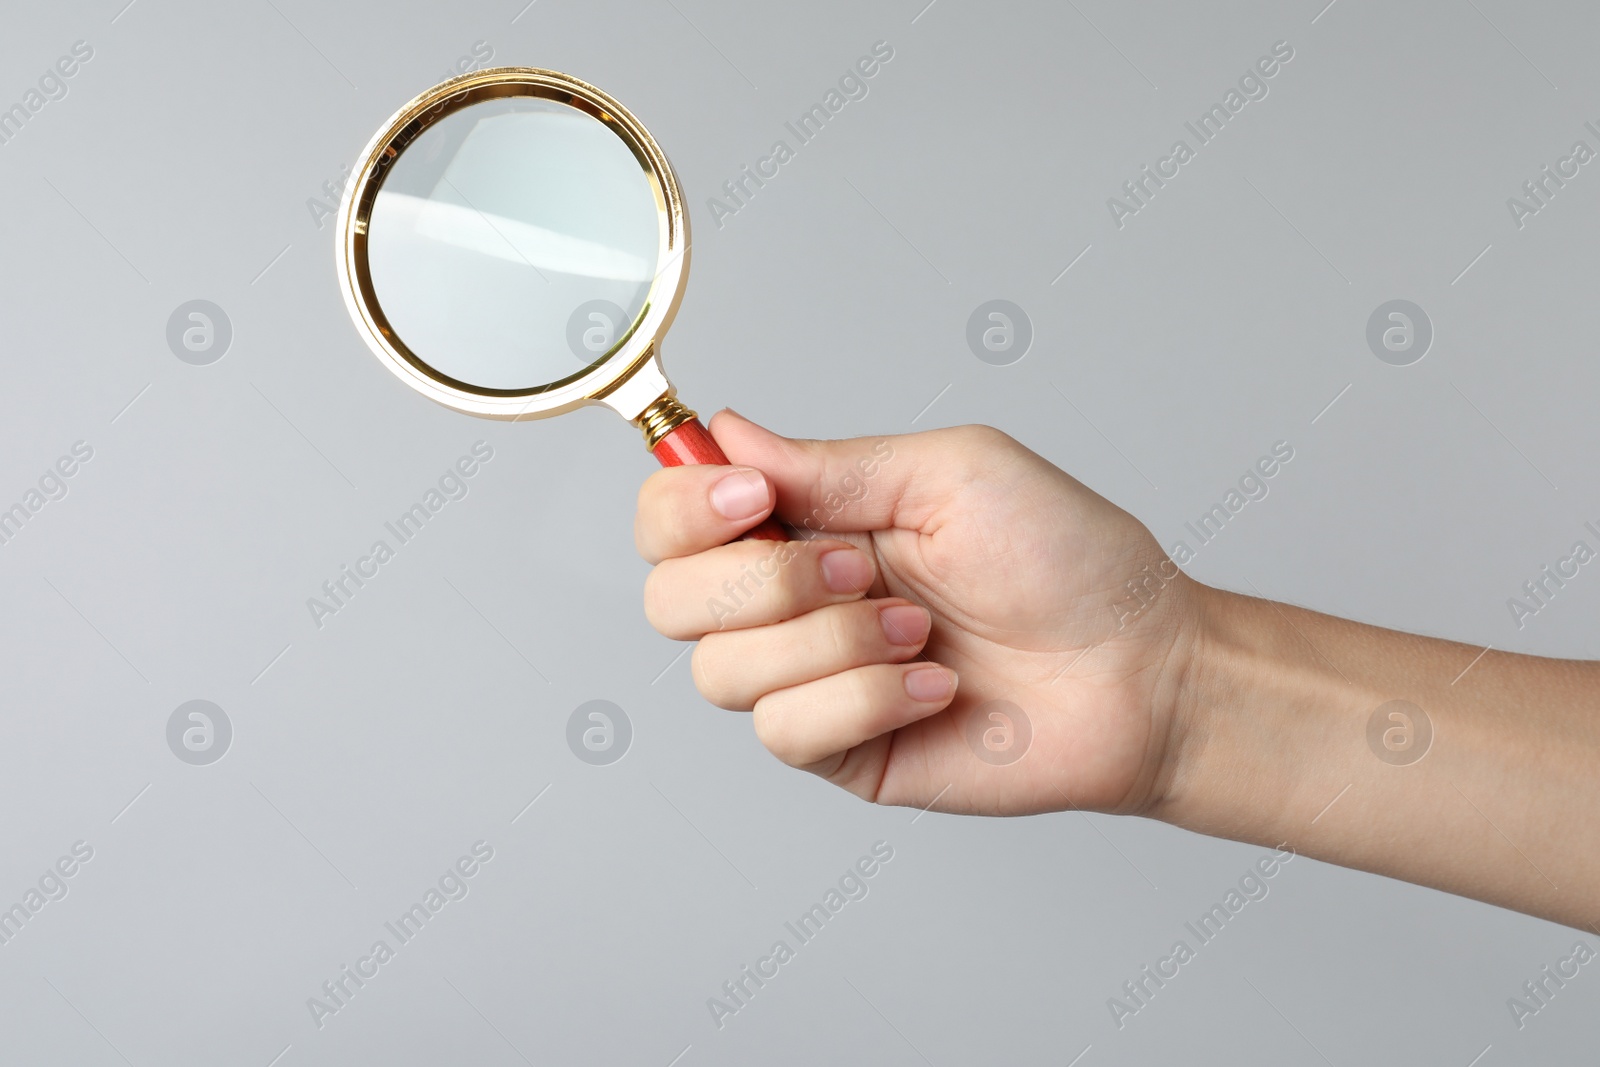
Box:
[636,411,1600,931]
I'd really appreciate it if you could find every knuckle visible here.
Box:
[641,570,667,631]
[633,514,648,561]
[822,604,859,664]
[634,479,662,558]
[950,423,1014,454]
[641,566,690,640]
[661,510,695,558]
[845,668,878,712]
[751,699,802,766]
[635,477,673,550]
[689,641,717,700]
[691,636,747,711]
[636,471,701,559]
[731,542,803,618]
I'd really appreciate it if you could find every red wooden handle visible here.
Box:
[652,418,787,542]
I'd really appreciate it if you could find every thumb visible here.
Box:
[706,409,966,534]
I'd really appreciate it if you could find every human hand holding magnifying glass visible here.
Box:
[336,66,783,541]
[335,64,1600,934]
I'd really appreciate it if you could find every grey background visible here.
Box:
[0,0,1596,1063]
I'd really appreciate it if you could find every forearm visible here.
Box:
[1157,587,1600,930]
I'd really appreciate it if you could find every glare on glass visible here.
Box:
[367,97,659,392]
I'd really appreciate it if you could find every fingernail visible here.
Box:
[904,666,955,702]
[820,548,872,593]
[710,469,768,520]
[879,605,930,646]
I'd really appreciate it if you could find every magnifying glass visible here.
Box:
[336,66,784,541]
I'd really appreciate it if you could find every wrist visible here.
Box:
[1142,581,1600,928]
[1146,585,1377,842]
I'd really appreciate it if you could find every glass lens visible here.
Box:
[366,96,661,392]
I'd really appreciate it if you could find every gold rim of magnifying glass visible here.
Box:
[336,66,690,421]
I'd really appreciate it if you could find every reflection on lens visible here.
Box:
[368,97,660,392]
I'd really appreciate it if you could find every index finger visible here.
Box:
[635,464,777,564]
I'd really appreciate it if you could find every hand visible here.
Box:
[635,411,1203,816]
